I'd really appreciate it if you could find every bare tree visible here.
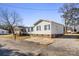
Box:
[0,8,22,40]
[59,3,79,33]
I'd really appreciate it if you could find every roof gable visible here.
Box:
[34,19,52,25]
[33,19,64,26]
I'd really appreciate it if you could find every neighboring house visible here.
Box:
[14,26,27,35]
[66,26,73,34]
[26,20,64,38]
[26,27,33,34]
[76,25,79,33]
[0,29,8,35]
[66,25,79,34]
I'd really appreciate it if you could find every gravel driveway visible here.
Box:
[0,38,79,56]
[47,38,79,56]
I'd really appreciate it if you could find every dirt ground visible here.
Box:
[0,38,79,56]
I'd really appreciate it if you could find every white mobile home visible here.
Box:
[0,29,8,35]
[27,20,64,38]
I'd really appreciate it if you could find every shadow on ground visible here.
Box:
[0,44,31,56]
[0,44,47,56]
[0,44,27,56]
[56,35,79,39]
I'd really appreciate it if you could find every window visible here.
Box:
[28,28,30,32]
[44,25,47,30]
[31,27,33,31]
[21,29,24,32]
[2,31,4,34]
[28,27,33,32]
[48,24,50,30]
[36,26,41,31]
[44,24,50,30]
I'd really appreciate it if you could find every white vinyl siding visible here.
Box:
[51,22,64,34]
[33,21,51,34]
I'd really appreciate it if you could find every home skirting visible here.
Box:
[29,34,63,38]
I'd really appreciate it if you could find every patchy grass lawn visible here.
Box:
[0,34,30,40]
[0,34,54,45]
[64,34,79,39]
[0,34,13,39]
[25,37,54,45]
